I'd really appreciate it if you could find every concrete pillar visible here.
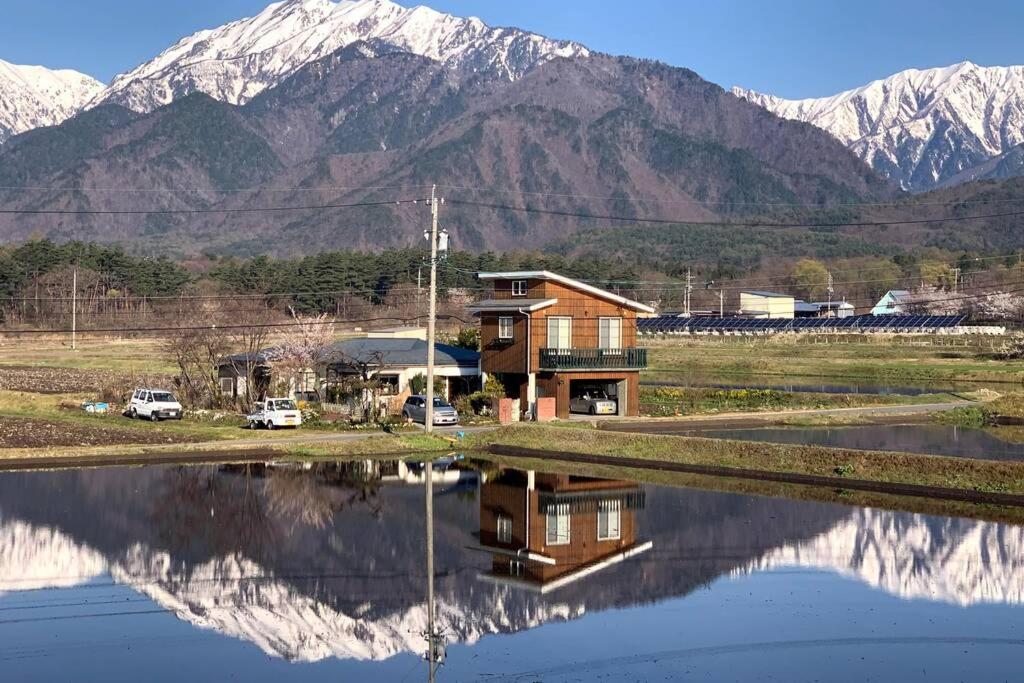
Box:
[526,372,537,420]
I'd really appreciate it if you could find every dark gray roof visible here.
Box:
[222,338,479,369]
[320,337,479,368]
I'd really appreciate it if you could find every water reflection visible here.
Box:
[0,459,1021,678]
[474,470,651,592]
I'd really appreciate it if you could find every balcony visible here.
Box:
[538,347,648,371]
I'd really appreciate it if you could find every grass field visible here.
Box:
[639,385,962,417]
[471,424,1024,494]
[644,334,1024,385]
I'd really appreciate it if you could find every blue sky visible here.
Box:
[1,0,1021,97]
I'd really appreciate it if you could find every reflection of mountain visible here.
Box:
[742,508,1024,606]
[0,518,106,594]
[0,464,1020,664]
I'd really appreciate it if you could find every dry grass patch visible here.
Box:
[473,424,1024,494]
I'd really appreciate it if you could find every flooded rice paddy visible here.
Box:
[0,457,1021,681]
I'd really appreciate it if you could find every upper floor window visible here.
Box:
[599,317,622,350]
[498,316,514,340]
[511,280,528,297]
[547,317,572,350]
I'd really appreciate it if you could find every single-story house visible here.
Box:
[217,331,480,412]
[871,290,911,315]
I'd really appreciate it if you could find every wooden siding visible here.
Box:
[479,313,530,374]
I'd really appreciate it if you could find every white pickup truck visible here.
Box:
[246,398,302,430]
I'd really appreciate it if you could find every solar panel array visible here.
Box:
[638,314,967,335]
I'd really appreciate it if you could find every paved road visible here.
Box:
[601,401,975,434]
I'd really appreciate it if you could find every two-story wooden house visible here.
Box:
[470,271,654,419]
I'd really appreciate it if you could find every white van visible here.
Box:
[128,389,183,422]
[246,398,302,430]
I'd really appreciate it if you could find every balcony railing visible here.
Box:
[538,347,648,371]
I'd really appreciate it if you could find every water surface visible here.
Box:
[0,458,1021,681]
[694,424,1024,460]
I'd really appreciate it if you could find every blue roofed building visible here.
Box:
[871,290,911,316]
[217,327,480,411]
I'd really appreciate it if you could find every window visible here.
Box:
[497,515,513,544]
[545,504,571,545]
[219,378,234,396]
[511,280,528,297]
[597,500,621,540]
[599,317,622,350]
[546,317,572,350]
[498,316,514,340]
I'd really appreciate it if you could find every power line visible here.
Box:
[443,182,1024,209]
[0,197,427,216]
[446,198,1024,228]
[0,183,433,195]
[0,313,473,336]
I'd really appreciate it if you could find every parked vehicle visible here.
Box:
[247,398,302,430]
[128,389,183,422]
[569,387,618,415]
[402,395,460,426]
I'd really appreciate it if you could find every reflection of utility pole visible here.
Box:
[423,465,445,681]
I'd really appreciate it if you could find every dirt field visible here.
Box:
[0,365,172,395]
[0,415,203,448]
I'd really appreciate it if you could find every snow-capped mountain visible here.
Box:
[733,61,1024,191]
[92,0,589,113]
[0,59,103,144]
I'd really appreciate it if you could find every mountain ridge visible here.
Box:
[90,0,590,113]
[734,61,1024,191]
[0,59,104,144]
[0,43,894,255]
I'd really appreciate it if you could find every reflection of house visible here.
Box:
[475,469,651,593]
[871,289,911,315]
[739,290,795,319]
[470,270,653,419]
[217,328,480,406]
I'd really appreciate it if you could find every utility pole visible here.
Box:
[952,267,961,294]
[684,268,693,317]
[71,267,77,351]
[424,185,440,434]
[826,271,834,318]
[719,288,725,318]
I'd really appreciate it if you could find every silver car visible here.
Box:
[570,388,618,415]
[402,395,460,425]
